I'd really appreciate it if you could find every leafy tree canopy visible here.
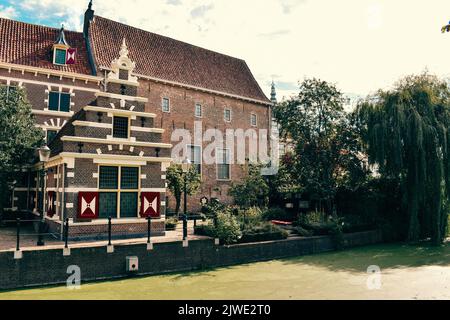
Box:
[273,78,368,215]
[356,73,450,244]
[166,164,201,215]
[0,86,43,214]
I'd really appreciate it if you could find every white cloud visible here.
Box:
[0,5,17,19]
[13,0,450,99]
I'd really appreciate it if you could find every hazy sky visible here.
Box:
[1,0,450,100]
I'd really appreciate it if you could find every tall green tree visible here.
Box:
[166,164,201,215]
[273,78,367,215]
[229,164,269,208]
[356,73,450,244]
[0,86,43,220]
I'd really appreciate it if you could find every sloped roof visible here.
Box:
[89,16,269,103]
[0,18,92,75]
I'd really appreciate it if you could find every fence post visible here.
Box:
[16,218,20,251]
[108,216,112,246]
[182,214,188,241]
[64,218,69,249]
[147,217,151,244]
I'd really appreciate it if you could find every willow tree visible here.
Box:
[357,73,450,244]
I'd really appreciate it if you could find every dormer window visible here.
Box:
[52,25,76,66]
[54,47,68,65]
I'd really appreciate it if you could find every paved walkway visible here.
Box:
[0,221,208,252]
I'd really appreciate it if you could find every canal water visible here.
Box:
[1,243,450,300]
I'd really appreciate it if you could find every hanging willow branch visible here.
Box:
[357,73,450,244]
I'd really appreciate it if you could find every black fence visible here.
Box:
[2,215,194,252]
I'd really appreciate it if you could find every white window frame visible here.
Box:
[216,148,231,181]
[250,113,257,127]
[224,108,232,122]
[195,103,202,118]
[162,97,170,113]
[53,47,68,66]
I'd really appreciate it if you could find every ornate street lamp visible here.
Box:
[181,158,191,240]
[37,145,50,246]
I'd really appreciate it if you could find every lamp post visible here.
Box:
[181,158,191,240]
[37,146,50,246]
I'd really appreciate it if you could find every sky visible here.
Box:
[1,0,450,102]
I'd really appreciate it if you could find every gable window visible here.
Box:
[224,108,232,122]
[251,113,257,127]
[113,116,129,139]
[162,98,170,113]
[46,129,58,143]
[54,48,67,65]
[48,92,71,112]
[187,145,202,175]
[195,103,202,118]
[98,166,140,219]
[217,148,231,180]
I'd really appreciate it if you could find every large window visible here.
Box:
[217,148,230,180]
[98,166,139,219]
[48,92,71,112]
[162,98,170,113]
[113,116,129,139]
[187,145,202,175]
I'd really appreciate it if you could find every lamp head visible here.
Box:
[181,158,192,173]
[38,146,51,163]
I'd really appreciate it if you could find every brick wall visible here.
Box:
[139,79,271,211]
[0,231,383,290]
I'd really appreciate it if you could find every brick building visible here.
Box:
[0,1,272,238]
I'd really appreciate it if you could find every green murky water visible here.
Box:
[2,243,450,300]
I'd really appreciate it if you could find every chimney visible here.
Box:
[83,0,94,39]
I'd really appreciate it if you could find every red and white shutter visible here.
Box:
[140,193,160,218]
[47,191,56,217]
[77,192,99,219]
[66,48,77,65]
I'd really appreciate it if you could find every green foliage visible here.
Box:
[273,78,368,215]
[240,222,288,243]
[165,217,178,230]
[166,164,201,215]
[296,226,313,237]
[229,164,269,208]
[356,73,450,245]
[261,207,293,221]
[215,212,242,245]
[0,86,44,215]
[201,199,227,219]
[236,206,264,226]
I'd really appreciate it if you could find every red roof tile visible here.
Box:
[90,16,269,103]
[0,18,92,75]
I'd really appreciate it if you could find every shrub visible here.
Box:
[215,212,242,245]
[237,206,264,226]
[262,207,293,221]
[329,218,345,250]
[296,226,313,237]
[165,217,178,231]
[240,222,288,243]
[194,224,216,237]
